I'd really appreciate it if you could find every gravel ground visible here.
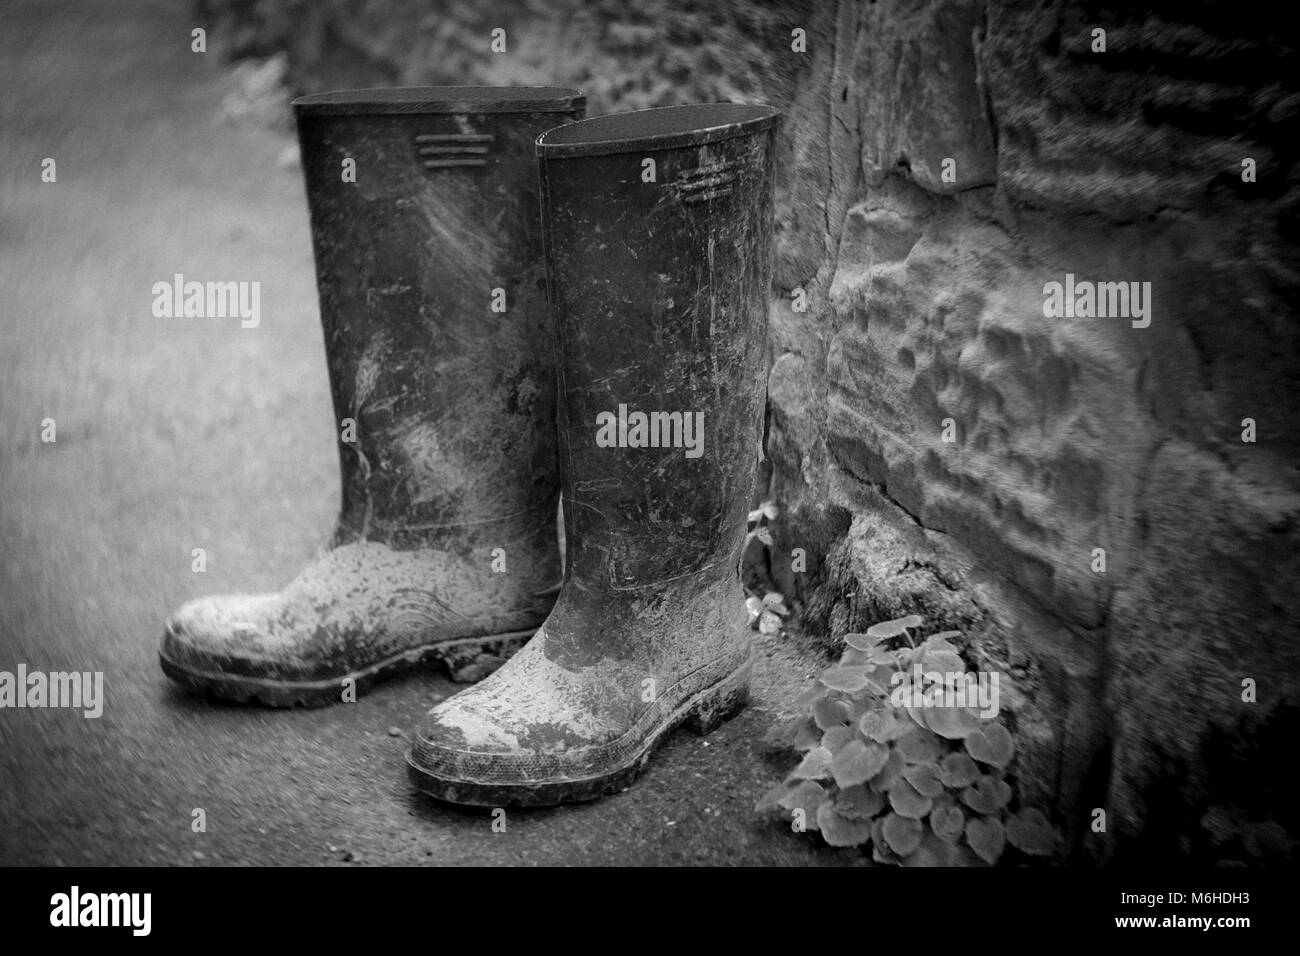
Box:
[0,0,860,866]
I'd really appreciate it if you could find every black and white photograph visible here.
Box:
[0,0,1293,931]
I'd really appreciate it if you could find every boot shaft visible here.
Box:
[537,104,779,594]
[293,87,585,549]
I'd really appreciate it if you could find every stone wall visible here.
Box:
[202,0,1300,862]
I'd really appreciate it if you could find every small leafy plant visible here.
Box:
[757,615,1058,865]
[743,500,788,635]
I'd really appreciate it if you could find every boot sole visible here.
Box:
[406,659,751,807]
[158,629,537,709]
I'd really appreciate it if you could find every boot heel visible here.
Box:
[684,663,751,735]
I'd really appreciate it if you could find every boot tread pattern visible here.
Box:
[158,628,537,707]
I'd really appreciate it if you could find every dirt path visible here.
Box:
[0,0,853,866]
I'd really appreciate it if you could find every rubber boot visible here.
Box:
[408,103,779,805]
[159,87,585,706]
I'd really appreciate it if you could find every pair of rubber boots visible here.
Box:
[159,87,778,807]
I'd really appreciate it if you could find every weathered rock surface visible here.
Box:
[203,0,1300,861]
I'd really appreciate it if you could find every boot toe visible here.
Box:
[406,637,642,802]
[408,706,589,803]
[408,688,659,806]
[160,593,285,675]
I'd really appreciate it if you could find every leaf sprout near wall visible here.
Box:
[744,500,788,635]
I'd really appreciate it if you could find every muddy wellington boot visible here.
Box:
[408,103,779,805]
[159,87,586,706]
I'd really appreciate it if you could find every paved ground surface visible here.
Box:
[0,0,861,866]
